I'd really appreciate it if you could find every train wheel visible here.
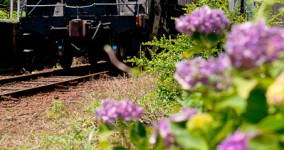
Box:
[116,33,142,66]
[87,52,99,66]
[20,34,56,71]
[58,52,73,69]
[58,40,73,69]
[22,50,38,71]
[116,45,127,61]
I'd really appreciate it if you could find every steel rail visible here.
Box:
[0,70,59,85]
[0,71,108,98]
[0,65,91,85]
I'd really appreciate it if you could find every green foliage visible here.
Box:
[184,0,247,24]
[84,100,101,114]
[170,122,209,150]
[129,122,148,150]
[0,0,8,5]
[97,121,150,150]
[46,99,65,120]
[0,10,20,19]
[244,86,268,124]
[128,0,249,101]
[38,117,97,150]
[129,35,191,100]
[0,10,9,18]
[145,1,284,149]
[254,1,284,26]
[97,1,284,150]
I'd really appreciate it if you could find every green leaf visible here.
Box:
[111,147,127,150]
[129,122,148,150]
[99,124,115,140]
[152,135,165,150]
[207,33,219,46]
[233,77,258,100]
[217,95,246,115]
[177,92,203,107]
[249,133,280,150]
[192,32,202,42]
[170,122,209,150]
[270,59,284,78]
[257,115,284,132]
[244,87,268,124]
[279,7,284,13]
[211,121,235,147]
[85,128,95,150]
[239,123,259,133]
[98,141,112,150]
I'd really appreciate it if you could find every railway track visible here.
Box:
[0,65,110,100]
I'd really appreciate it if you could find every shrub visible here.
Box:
[128,0,248,101]
[95,1,284,150]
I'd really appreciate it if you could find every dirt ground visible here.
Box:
[0,82,96,133]
[0,73,159,149]
[0,80,100,147]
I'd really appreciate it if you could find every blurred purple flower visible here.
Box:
[159,119,176,147]
[174,53,231,91]
[225,20,284,69]
[150,107,198,147]
[96,99,143,124]
[175,5,230,35]
[217,130,257,150]
[170,107,198,122]
[149,118,176,147]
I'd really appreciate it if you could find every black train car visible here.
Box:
[18,0,187,70]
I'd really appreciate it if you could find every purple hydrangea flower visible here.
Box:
[225,20,284,69]
[96,99,143,124]
[175,5,230,36]
[218,130,257,150]
[174,53,231,91]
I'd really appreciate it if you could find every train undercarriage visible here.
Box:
[17,0,187,71]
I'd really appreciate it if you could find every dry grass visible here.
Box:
[0,74,175,149]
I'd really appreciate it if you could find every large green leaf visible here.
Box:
[170,122,209,150]
[233,77,258,100]
[152,136,165,150]
[257,115,284,132]
[99,124,115,140]
[270,60,284,78]
[249,133,280,150]
[129,122,148,150]
[210,121,235,147]
[244,87,268,124]
[217,95,246,115]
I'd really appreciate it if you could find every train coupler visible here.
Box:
[69,19,86,37]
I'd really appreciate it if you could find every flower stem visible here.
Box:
[118,120,131,149]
